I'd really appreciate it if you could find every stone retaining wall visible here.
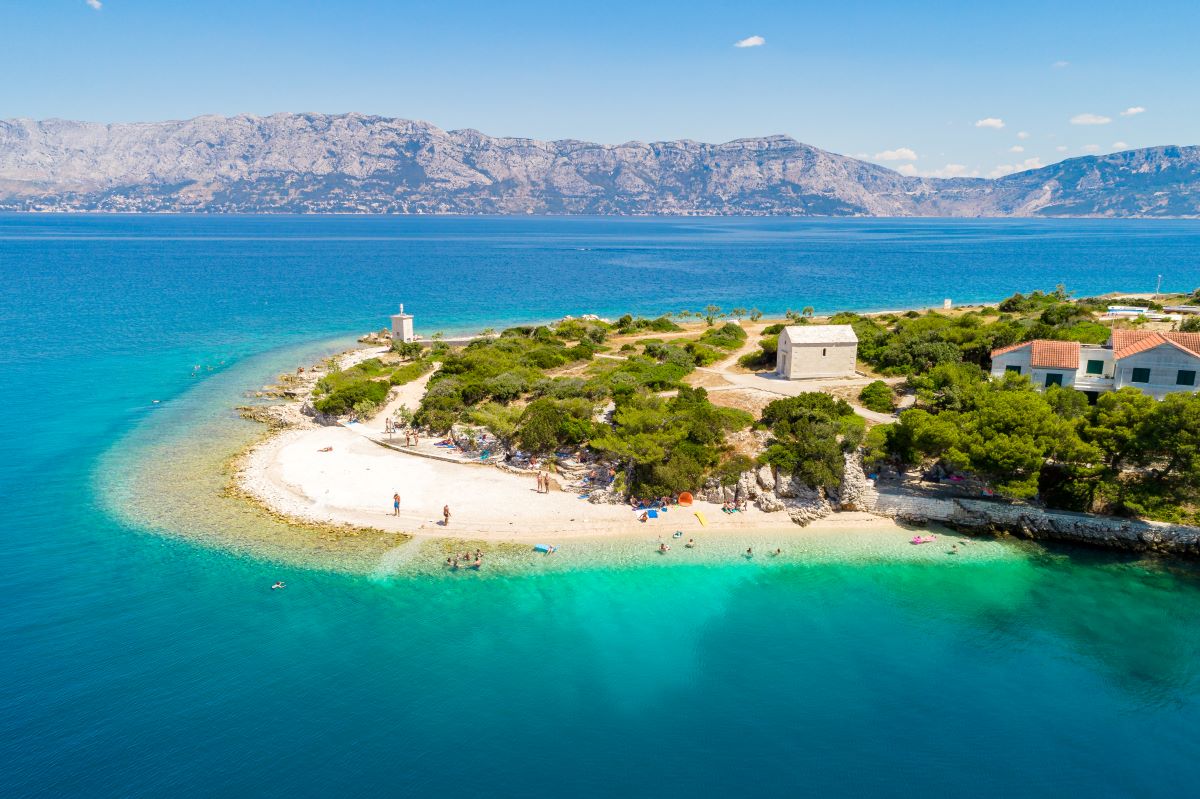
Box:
[869,483,1200,556]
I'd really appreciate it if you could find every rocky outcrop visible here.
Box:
[872,492,1200,555]
[837,453,879,511]
[2,113,1198,217]
[586,489,627,506]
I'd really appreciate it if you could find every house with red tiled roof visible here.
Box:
[990,331,1200,400]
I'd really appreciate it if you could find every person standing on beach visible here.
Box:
[443,505,451,526]
[393,493,401,516]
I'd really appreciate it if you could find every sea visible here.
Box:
[3,214,1200,797]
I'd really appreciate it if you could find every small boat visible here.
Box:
[533,544,557,554]
[910,535,937,545]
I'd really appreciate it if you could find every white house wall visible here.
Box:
[777,339,857,379]
[1114,345,1200,399]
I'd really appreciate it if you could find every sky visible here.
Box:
[3,0,1198,178]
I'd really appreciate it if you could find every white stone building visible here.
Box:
[776,325,858,380]
[990,330,1200,400]
[390,304,415,343]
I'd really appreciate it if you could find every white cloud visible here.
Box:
[974,117,1005,129]
[988,158,1045,178]
[873,147,918,162]
[733,36,765,48]
[85,0,101,8]
[1071,113,1111,125]
[926,164,979,178]
[895,164,919,176]
[1081,144,1102,153]
[1009,145,1025,153]
[1112,141,1129,149]
[1016,131,1030,140]
[1120,106,1146,116]
[1052,60,1069,68]
[1056,145,1068,152]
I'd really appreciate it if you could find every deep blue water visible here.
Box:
[4,215,1200,797]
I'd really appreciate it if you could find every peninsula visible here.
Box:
[234,290,1200,558]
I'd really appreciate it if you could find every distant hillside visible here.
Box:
[0,114,1196,216]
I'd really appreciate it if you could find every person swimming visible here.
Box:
[659,542,670,554]
[685,538,695,548]
[745,547,753,558]
[271,581,286,590]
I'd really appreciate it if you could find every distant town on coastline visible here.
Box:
[1,113,1199,216]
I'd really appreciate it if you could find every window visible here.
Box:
[1131,367,1151,384]
[1045,373,1064,387]
[1005,365,1022,375]
[1086,359,1104,375]
[1178,370,1197,386]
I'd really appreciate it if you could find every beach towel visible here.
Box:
[648,509,659,519]
[694,511,707,527]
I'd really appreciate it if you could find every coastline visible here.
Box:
[227,286,1200,564]
[231,359,912,546]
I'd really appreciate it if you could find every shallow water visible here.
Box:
[4,215,1200,797]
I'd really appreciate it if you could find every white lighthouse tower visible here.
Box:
[390,304,415,343]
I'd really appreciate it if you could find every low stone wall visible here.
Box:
[870,484,1200,556]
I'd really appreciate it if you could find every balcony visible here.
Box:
[1073,374,1114,392]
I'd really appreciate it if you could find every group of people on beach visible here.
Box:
[534,471,553,493]
[630,495,675,510]
[447,548,483,571]
[384,418,421,446]
[721,499,748,514]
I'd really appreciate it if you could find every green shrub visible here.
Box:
[698,322,748,350]
[314,378,390,416]
[738,336,778,370]
[515,398,595,454]
[859,381,895,413]
[389,359,432,385]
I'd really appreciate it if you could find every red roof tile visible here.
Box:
[990,342,1031,358]
[1112,330,1200,360]
[1030,340,1080,369]
[1165,332,1200,357]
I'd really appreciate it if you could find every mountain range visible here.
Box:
[0,113,1197,216]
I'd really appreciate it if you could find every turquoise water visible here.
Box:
[4,215,1200,797]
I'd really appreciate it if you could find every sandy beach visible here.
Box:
[234,356,907,543]
[237,421,903,542]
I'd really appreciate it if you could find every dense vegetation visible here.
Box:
[405,318,757,496]
[865,371,1200,522]
[591,387,754,496]
[312,357,433,416]
[759,394,864,491]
